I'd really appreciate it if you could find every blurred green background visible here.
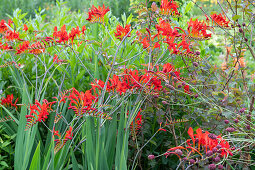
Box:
[0,0,130,19]
[0,0,222,20]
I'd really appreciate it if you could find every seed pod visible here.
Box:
[218,165,224,169]
[193,62,198,67]
[226,127,235,132]
[148,154,155,160]
[224,120,229,124]
[189,159,195,164]
[209,164,216,170]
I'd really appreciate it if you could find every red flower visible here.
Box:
[209,13,230,28]
[141,37,150,49]
[184,85,190,94]
[69,26,81,44]
[156,18,179,38]
[0,42,12,50]
[53,25,69,43]
[188,127,195,146]
[54,126,73,154]
[4,30,21,41]
[162,63,174,73]
[16,41,30,54]
[187,18,211,40]
[23,24,28,31]
[26,99,56,122]
[1,94,18,109]
[29,41,45,54]
[64,126,73,140]
[160,0,180,16]
[114,24,131,41]
[0,20,9,33]
[68,88,95,116]
[81,25,86,34]
[86,4,110,23]
[128,110,143,138]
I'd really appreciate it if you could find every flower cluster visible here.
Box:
[160,0,180,17]
[1,94,19,109]
[127,110,142,140]
[25,99,56,130]
[206,13,230,28]
[114,24,131,41]
[53,24,85,44]
[187,18,211,40]
[86,4,110,23]
[53,126,73,154]
[162,127,234,169]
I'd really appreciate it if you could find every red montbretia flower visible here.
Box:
[69,26,81,44]
[53,54,66,64]
[86,4,110,23]
[176,127,234,158]
[4,30,21,41]
[0,41,13,50]
[128,110,143,140]
[114,24,131,41]
[25,99,56,130]
[64,126,73,140]
[1,94,18,109]
[0,19,9,33]
[160,0,180,17]
[53,25,69,43]
[16,41,30,54]
[67,88,111,119]
[54,126,73,154]
[187,18,211,40]
[23,24,28,32]
[206,13,230,28]
[81,25,86,34]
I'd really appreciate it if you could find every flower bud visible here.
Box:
[244,38,248,42]
[216,144,222,149]
[226,127,235,132]
[195,51,200,55]
[239,28,243,33]
[193,62,198,67]
[177,84,182,88]
[209,164,216,170]
[194,94,198,98]
[218,165,224,169]
[246,125,251,130]
[175,149,183,156]
[242,23,246,27]
[173,77,178,82]
[206,150,213,157]
[208,133,217,140]
[153,95,159,98]
[234,119,239,123]
[162,101,168,105]
[237,24,241,27]
[182,82,186,86]
[148,154,155,160]
[189,159,195,164]
[239,108,245,113]
[170,71,176,77]
[224,120,229,124]
[166,84,175,90]
[246,114,251,119]
[212,147,217,153]
[214,156,220,162]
